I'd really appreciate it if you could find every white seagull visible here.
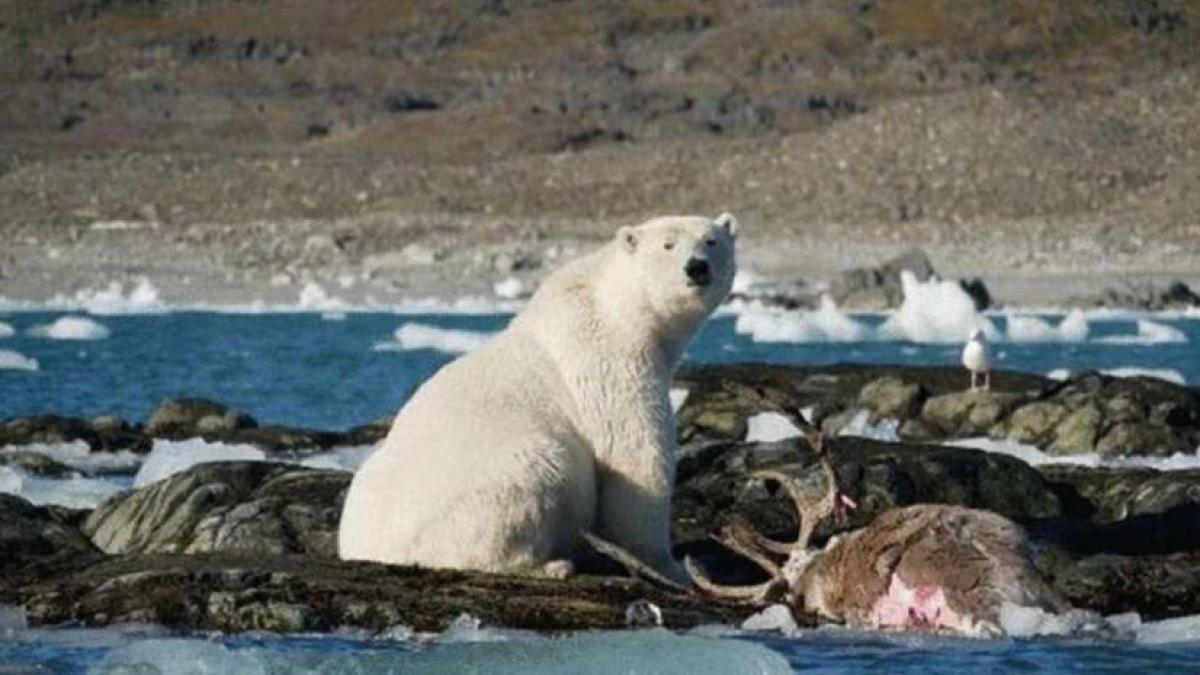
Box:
[961,328,991,392]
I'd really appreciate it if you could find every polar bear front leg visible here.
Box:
[594,460,688,584]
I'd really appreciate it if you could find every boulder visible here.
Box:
[145,398,258,437]
[0,494,101,575]
[857,377,926,421]
[1047,404,1104,455]
[1096,422,1192,456]
[1007,401,1069,445]
[919,390,1025,437]
[82,462,350,557]
[1038,465,1200,522]
[829,249,935,310]
[1051,552,1200,617]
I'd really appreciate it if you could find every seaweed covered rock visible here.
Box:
[82,462,350,557]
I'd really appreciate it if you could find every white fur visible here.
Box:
[339,214,738,579]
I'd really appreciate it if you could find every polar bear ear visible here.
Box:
[715,212,739,238]
[617,225,638,253]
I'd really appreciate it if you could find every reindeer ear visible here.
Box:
[715,212,739,237]
[617,225,638,253]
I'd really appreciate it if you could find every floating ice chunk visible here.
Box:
[99,638,269,675]
[493,276,527,300]
[879,271,998,344]
[297,282,350,311]
[375,323,496,354]
[1098,320,1187,345]
[134,439,266,488]
[434,613,537,644]
[29,316,111,340]
[70,277,164,315]
[320,311,347,322]
[1137,614,1200,644]
[0,350,38,371]
[0,321,13,338]
[745,412,801,443]
[1102,367,1186,385]
[837,410,901,442]
[741,604,800,635]
[669,388,690,413]
[1005,310,1088,342]
[0,465,131,509]
[0,440,142,473]
[298,444,378,472]
[735,296,869,343]
[998,603,1130,639]
[1046,368,1071,381]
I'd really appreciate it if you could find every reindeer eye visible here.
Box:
[663,242,675,251]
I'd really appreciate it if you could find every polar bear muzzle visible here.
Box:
[684,258,712,287]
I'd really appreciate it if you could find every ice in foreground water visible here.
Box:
[29,315,111,340]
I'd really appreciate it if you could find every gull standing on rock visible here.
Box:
[962,329,991,392]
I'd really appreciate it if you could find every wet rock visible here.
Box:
[1085,280,1200,310]
[1007,401,1070,445]
[1048,404,1104,454]
[0,451,75,477]
[1096,422,1191,456]
[1051,552,1200,618]
[1,415,99,448]
[0,494,101,575]
[920,391,1025,437]
[145,398,258,437]
[82,462,349,557]
[1039,465,1200,522]
[218,425,343,453]
[858,377,926,421]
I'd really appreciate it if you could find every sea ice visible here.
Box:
[669,387,690,413]
[1101,367,1186,385]
[98,638,270,675]
[741,604,801,635]
[0,350,38,371]
[879,272,999,344]
[375,322,496,354]
[70,277,164,315]
[0,321,14,338]
[0,465,131,509]
[1097,319,1188,345]
[998,603,1133,640]
[1136,614,1200,645]
[28,315,111,340]
[1005,310,1088,342]
[0,440,141,473]
[745,412,802,443]
[946,436,1200,471]
[134,439,266,488]
[734,295,869,343]
[298,444,378,472]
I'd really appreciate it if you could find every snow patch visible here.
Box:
[134,439,266,488]
[745,412,802,443]
[0,350,38,371]
[29,316,111,340]
[374,323,496,354]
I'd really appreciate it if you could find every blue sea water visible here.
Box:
[0,310,1196,429]
[2,307,1200,672]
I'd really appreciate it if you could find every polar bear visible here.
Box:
[338,213,739,581]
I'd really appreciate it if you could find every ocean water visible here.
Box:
[0,309,1196,429]
[2,296,1200,672]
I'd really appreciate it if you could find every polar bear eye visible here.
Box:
[705,238,716,247]
[663,242,675,251]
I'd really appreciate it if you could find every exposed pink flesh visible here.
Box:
[868,574,972,633]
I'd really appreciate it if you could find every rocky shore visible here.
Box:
[3,364,1200,634]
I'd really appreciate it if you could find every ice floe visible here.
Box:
[0,465,131,509]
[0,440,141,473]
[1096,319,1188,345]
[735,295,870,343]
[133,439,266,488]
[0,350,38,371]
[1005,310,1089,343]
[1102,367,1187,385]
[374,322,497,354]
[28,315,111,340]
[879,272,999,344]
[0,321,13,338]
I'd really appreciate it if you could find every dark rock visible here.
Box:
[384,93,440,113]
[672,435,1062,547]
[4,552,751,633]
[342,416,392,445]
[0,494,101,576]
[1,415,100,448]
[829,249,935,310]
[919,390,1025,437]
[959,277,993,311]
[218,425,344,453]
[1085,280,1200,310]
[858,376,927,421]
[1051,552,1200,618]
[145,398,257,437]
[1039,465,1200,522]
[0,451,75,477]
[1007,401,1070,445]
[82,462,349,557]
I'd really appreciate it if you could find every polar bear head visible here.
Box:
[614,213,739,320]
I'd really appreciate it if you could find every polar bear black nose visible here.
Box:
[685,258,711,285]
